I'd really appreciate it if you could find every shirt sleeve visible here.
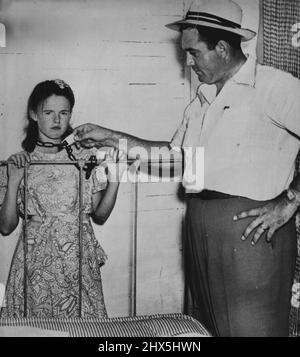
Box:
[92,166,108,194]
[267,71,300,137]
[91,147,116,194]
[170,106,190,151]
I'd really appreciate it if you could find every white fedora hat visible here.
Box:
[166,0,256,42]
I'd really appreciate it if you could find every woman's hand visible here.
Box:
[0,151,30,235]
[98,148,140,183]
[104,148,128,182]
[7,151,31,185]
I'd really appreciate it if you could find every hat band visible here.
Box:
[185,11,241,29]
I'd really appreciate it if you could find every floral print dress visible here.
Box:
[0,146,108,318]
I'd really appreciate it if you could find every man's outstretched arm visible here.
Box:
[73,123,179,160]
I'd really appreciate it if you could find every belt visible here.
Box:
[188,190,235,200]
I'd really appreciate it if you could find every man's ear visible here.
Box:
[215,40,229,59]
[29,109,38,122]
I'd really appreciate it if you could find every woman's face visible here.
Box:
[31,94,72,142]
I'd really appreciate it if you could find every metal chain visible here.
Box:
[61,141,97,179]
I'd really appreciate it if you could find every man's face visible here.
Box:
[181,28,222,84]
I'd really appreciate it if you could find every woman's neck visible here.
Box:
[36,138,62,153]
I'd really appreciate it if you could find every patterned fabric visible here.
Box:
[0,313,211,337]
[262,0,300,337]
[0,146,108,319]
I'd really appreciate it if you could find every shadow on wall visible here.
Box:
[170,35,187,80]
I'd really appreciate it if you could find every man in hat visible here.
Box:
[73,0,300,336]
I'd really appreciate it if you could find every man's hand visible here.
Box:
[73,123,113,148]
[233,192,299,246]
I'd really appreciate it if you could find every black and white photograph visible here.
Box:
[0,0,299,342]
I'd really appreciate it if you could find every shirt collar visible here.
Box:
[197,84,217,105]
[231,55,257,87]
[196,55,257,104]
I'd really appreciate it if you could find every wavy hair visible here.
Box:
[22,79,75,152]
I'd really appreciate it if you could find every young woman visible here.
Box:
[0,79,124,318]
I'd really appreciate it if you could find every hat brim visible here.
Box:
[165,19,256,42]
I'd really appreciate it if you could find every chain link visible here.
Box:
[61,141,97,179]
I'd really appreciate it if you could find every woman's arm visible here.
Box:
[91,149,133,225]
[91,182,120,225]
[0,152,31,235]
[0,179,21,235]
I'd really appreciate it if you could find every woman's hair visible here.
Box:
[22,79,75,152]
